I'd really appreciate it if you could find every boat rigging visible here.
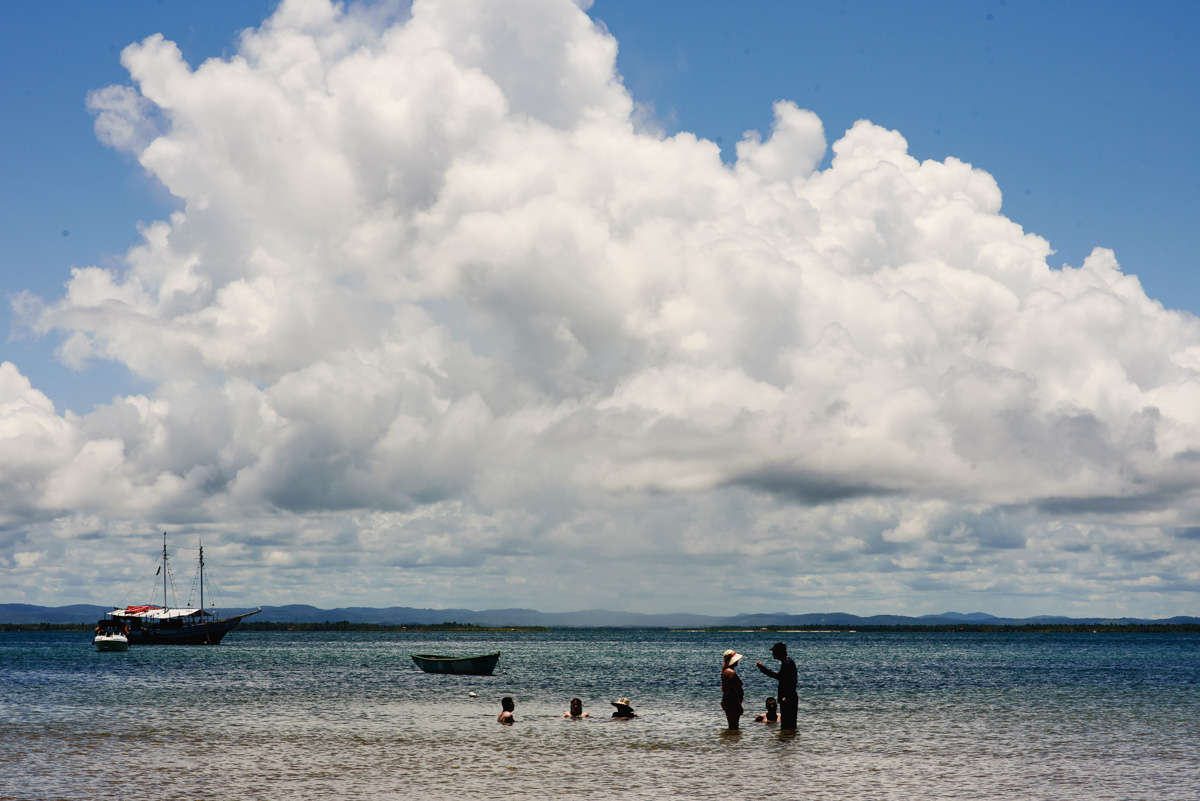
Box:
[95,532,261,646]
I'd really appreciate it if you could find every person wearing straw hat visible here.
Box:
[610,697,638,719]
[720,649,745,730]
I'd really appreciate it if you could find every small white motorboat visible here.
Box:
[94,623,129,651]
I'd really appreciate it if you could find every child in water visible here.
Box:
[754,697,778,724]
[498,696,515,724]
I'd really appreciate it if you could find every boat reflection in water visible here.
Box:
[97,533,260,646]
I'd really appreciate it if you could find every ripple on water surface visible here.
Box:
[1,629,1198,800]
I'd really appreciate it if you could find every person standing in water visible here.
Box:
[720,649,745,730]
[756,642,798,730]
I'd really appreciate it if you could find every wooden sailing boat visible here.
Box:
[98,533,260,645]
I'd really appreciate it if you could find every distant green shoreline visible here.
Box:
[4,621,1198,633]
[0,620,549,633]
[240,621,551,632]
[697,623,1200,633]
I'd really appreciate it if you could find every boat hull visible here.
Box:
[411,652,501,676]
[94,635,129,651]
[109,534,260,645]
[118,610,260,646]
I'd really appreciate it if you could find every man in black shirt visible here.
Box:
[756,641,798,730]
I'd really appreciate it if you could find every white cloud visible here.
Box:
[4,0,1200,615]
[86,84,162,153]
[0,363,80,524]
[736,100,826,183]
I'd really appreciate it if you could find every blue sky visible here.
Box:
[2,0,1199,616]
[602,1,1199,301]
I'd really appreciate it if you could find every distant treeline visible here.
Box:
[708,623,1200,634]
[1,623,93,632]
[0,620,547,632]
[240,620,550,632]
[3,621,1198,633]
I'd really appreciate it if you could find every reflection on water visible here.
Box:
[1,630,1198,800]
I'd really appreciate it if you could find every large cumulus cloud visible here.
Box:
[4,0,1199,614]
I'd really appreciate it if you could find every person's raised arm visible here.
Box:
[756,660,779,679]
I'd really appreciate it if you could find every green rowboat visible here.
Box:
[410,651,501,676]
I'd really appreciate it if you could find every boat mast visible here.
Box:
[199,541,205,613]
[162,531,168,609]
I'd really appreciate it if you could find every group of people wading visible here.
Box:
[494,641,799,731]
[720,641,798,731]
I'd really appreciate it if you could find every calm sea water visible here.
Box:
[1,628,1197,800]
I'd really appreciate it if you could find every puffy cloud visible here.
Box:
[0,363,80,524]
[736,100,826,183]
[86,84,163,153]
[4,0,1200,614]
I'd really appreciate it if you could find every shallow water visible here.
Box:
[2,629,1197,799]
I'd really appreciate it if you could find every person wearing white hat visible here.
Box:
[610,697,637,718]
[720,649,745,730]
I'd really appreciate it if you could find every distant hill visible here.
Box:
[2,603,1197,628]
[0,604,120,624]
